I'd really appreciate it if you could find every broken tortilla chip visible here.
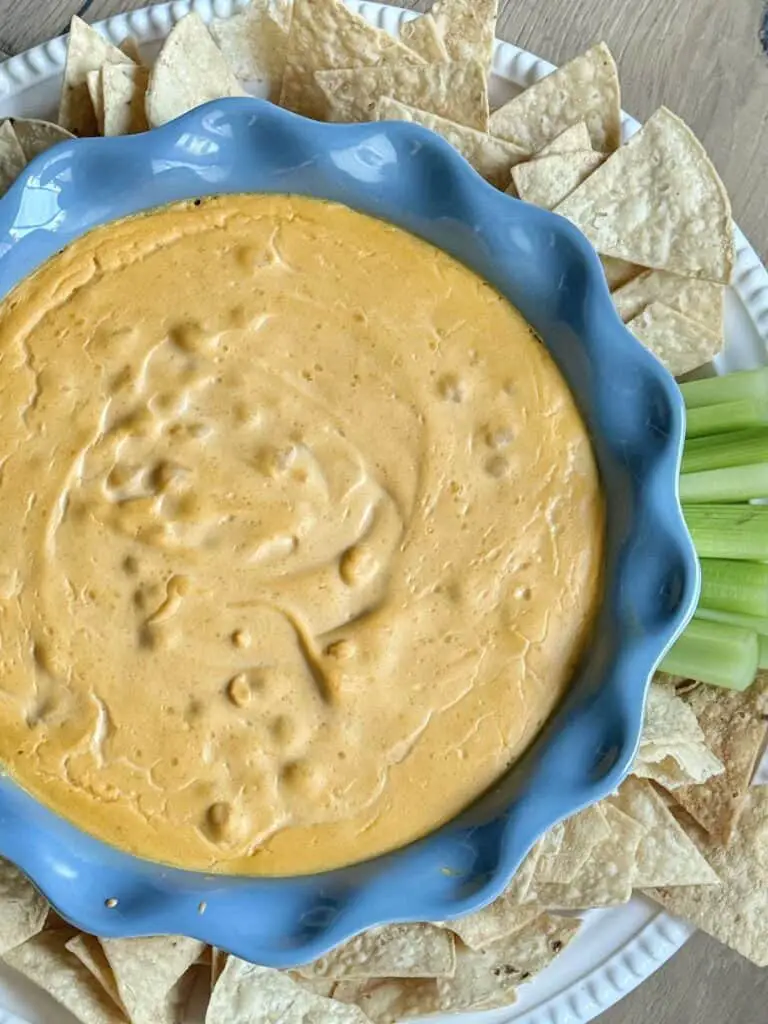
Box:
[297,923,455,980]
[490,43,621,153]
[0,857,48,955]
[8,118,74,160]
[612,268,725,338]
[399,15,450,63]
[103,64,150,136]
[206,958,370,1023]
[279,0,423,120]
[316,60,489,131]
[431,0,498,70]
[145,12,246,128]
[5,930,126,1024]
[610,777,721,887]
[537,121,592,155]
[510,150,605,209]
[101,934,204,1024]
[374,98,526,188]
[535,805,645,908]
[626,301,722,376]
[59,16,134,136]
[210,0,291,101]
[0,121,27,197]
[555,107,734,282]
[673,673,768,843]
[647,788,768,966]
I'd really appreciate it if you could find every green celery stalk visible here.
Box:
[686,397,768,438]
[683,505,768,560]
[681,430,768,474]
[660,619,758,690]
[699,558,768,618]
[759,635,768,670]
[680,367,768,409]
[679,463,768,503]
[695,606,768,636]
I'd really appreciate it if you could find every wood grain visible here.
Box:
[1,1,767,1022]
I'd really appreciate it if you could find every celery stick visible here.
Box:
[679,463,768,503]
[686,397,768,438]
[759,635,768,670]
[683,505,768,560]
[695,606,768,636]
[681,430,768,474]
[683,427,767,452]
[680,367,768,409]
[699,558,768,618]
[660,619,758,691]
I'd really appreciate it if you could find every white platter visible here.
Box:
[0,2,766,1023]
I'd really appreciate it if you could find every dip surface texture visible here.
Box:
[0,195,603,874]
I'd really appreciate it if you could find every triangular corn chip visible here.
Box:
[59,16,134,135]
[510,150,604,209]
[400,15,450,63]
[626,301,722,376]
[432,0,498,70]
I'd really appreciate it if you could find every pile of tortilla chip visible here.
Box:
[0,1,762,1020]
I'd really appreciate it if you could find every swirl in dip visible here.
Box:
[0,195,603,874]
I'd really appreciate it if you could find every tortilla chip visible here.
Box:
[510,150,605,209]
[287,972,336,997]
[435,915,581,1012]
[0,858,47,955]
[490,43,620,152]
[316,61,489,131]
[533,804,611,883]
[602,255,642,289]
[673,674,768,843]
[0,121,27,197]
[612,269,725,339]
[556,107,734,282]
[297,923,455,980]
[626,301,722,376]
[610,777,720,886]
[66,934,124,1010]
[59,16,134,136]
[633,678,725,786]
[647,788,768,966]
[119,37,143,64]
[8,118,74,160]
[537,121,592,155]
[333,977,439,1024]
[438,839,545,948]
[86,69,105,133]
[206,958,370,1023]
[101,935,204,1024]
[279,0,423,120]
[374,98,526,188]
[4,930,126,1023]
[535,805,645,908]
[432,0,498,69]
[102,64,150,137]
[399,15,450,63]
[210,0,291,101]
[145,12,246,128]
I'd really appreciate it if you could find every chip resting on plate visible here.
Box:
[316,60,489,130]
[296,923,456,980]
[102,64,150,136]
[373,98,526,188]
[209,0,291,100]
[101,935,204,1024]
[537,121,592,155]
[8,118,74,160]
[431,0,498,69]
[510,150,605,209]
[555,107,734,282]
[632,677,725,787]
[145,12,246,128]
[59,16,135,136]
[626,301,723,376]
[673,672,768,843]
[490,43,621,153]
[612,268,725,338]
[0,121,27,197]
[206,959,371,1023]
[280,0,423,120]
[399,15,450,63]
[647,788,768,966]
[609,777,721,887]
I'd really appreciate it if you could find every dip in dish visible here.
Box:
[0,193,603,875]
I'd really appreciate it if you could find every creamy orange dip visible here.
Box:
[0,194,603,875]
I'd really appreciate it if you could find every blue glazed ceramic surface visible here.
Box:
[0,98,698,966]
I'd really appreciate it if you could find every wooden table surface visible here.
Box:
[0,1,767,1022]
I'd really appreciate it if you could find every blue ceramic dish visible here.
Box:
[0,98,698,966]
